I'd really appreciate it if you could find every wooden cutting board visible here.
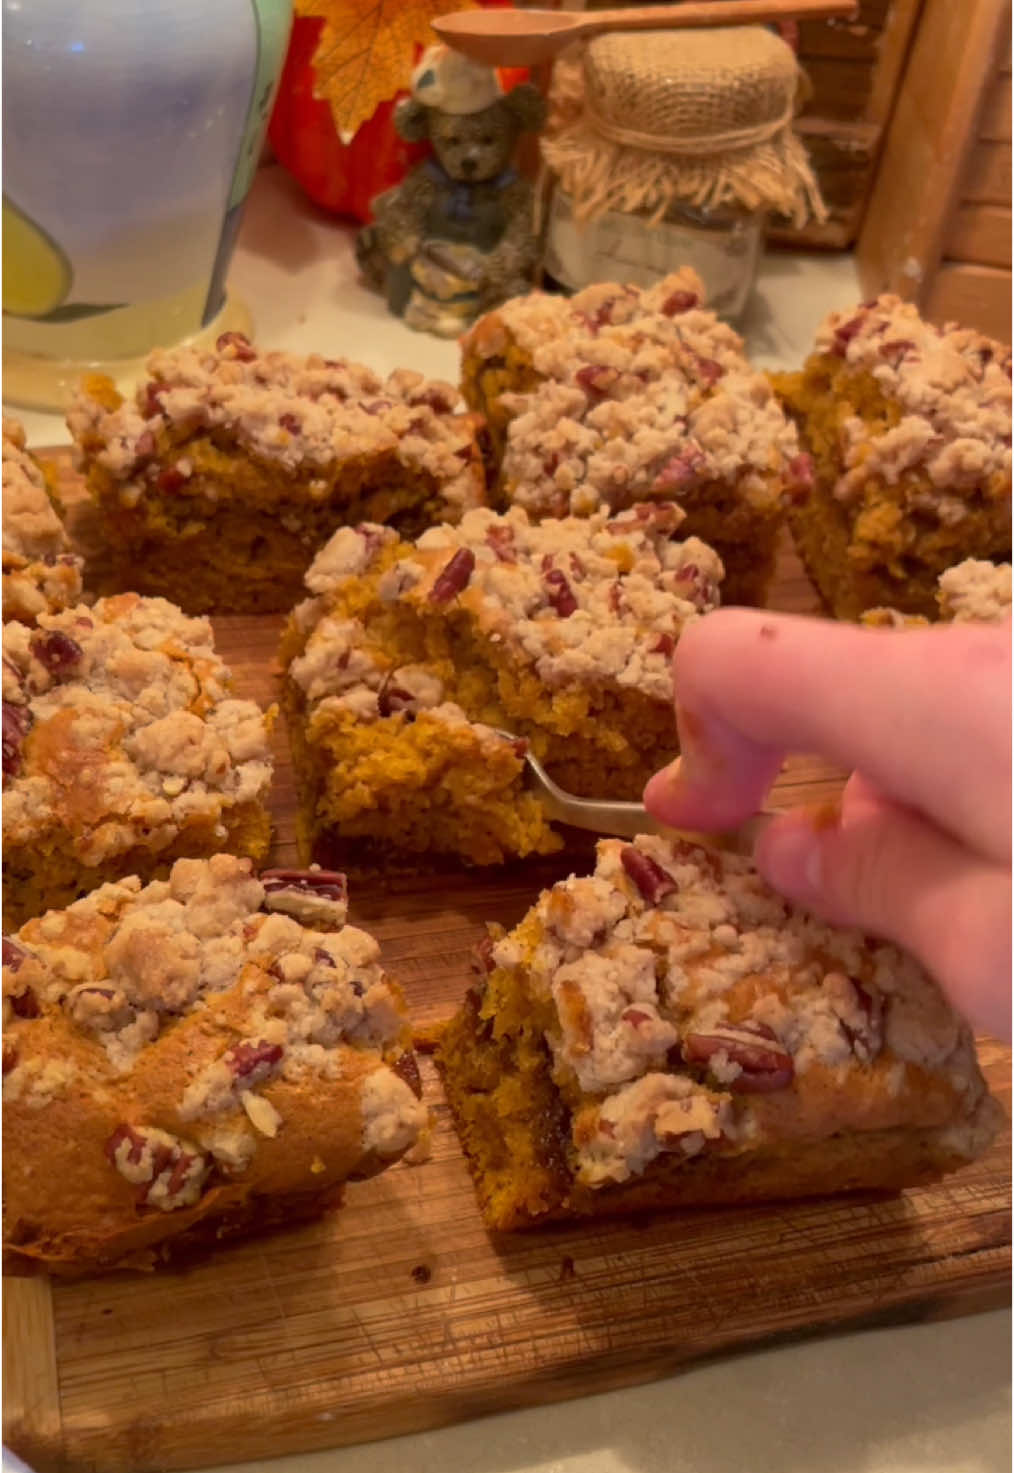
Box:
[4,460,1011,1473]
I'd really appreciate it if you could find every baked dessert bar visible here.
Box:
[3,418,84,624]
[3,855,426,1273]
[460,270,807,605]
[3,592,274,930]
[280,502,722,869]
[774,296,1012,620]
[438,834,1001,1230]
[67,333,488,614]
[861,558,1012,629]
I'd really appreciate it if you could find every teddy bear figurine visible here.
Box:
[356,46,546,337]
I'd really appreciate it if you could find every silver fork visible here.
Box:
[501,733,772,857]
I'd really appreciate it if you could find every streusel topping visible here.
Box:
[937,559,1012,623]
[490,834,986,1187]
[3,856,426,1177]
[67,335,485,515]
[463,271,803,517]
[816,295,1012,500]
[2,419,84,622]
[3,593,273,864]
[291,504,722,713]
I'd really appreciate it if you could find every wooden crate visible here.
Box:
[858,0,1011,341]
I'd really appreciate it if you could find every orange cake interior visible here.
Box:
[280,503,723,869]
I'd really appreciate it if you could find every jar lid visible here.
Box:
[541,26,826,228]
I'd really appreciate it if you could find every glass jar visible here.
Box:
[542,186,765,320]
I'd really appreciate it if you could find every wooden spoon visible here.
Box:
[434,1,857,68]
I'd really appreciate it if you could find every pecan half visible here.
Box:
[620,846,676,904]
[2,701,32,783]
[30,629,83,681]
[653,446,705,491]
[682,1021,794,1093]
[429,547,475,604]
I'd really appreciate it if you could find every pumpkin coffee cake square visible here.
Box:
[279,501,722,870]
[2,592,274,929]
[437,834,1001,1230]
[67,333,488,614]
[774,295,1012,620]
[3,855,426,1273]
[461,269,808,605]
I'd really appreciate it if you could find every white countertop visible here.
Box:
[5,165,1010,1473]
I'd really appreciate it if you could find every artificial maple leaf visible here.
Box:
[295,0,479,142]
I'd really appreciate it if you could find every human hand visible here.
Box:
[643,608,1012,1039]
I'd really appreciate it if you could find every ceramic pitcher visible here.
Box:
[3,0,292,407]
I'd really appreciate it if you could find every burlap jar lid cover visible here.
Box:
[542,26,827,227]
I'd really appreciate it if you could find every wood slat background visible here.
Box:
[4,458,1011,1473]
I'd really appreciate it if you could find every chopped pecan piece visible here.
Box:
[225,1039,284,1082]
[787,452,815,498]
[216,330,256,361]
[30,629,83,680]
[682,1021,794,1093]
[141,380,171,418]
[544,567,578,617]
[429,547,476,603]
[3,937,27,972]
[695,357,723,386]
[661,289,699,315]
[156,464,189,494]
[485,525,517,563]
[377,673,416,718]
[651,632,675,658]
[389,1050,423,1099]
[620,846,676,903]
[576,364,619,397]
[106,1124,211,1210]
[9,986,40,1019]
[829,975,886,1063]
[262,868,347,903]
[2,701,33,783]
[831,315,864,354]
[279,412,302,434]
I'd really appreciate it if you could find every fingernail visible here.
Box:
[756,821,824,898]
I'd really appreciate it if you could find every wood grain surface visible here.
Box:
[4,458,1011,1473]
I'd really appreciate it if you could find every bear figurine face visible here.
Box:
[427,102,518,182]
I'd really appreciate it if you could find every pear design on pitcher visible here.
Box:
[2,197,72,318]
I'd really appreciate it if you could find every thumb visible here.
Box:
[755,796,1012,1041]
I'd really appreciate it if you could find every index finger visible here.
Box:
[643,608,1011,861]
